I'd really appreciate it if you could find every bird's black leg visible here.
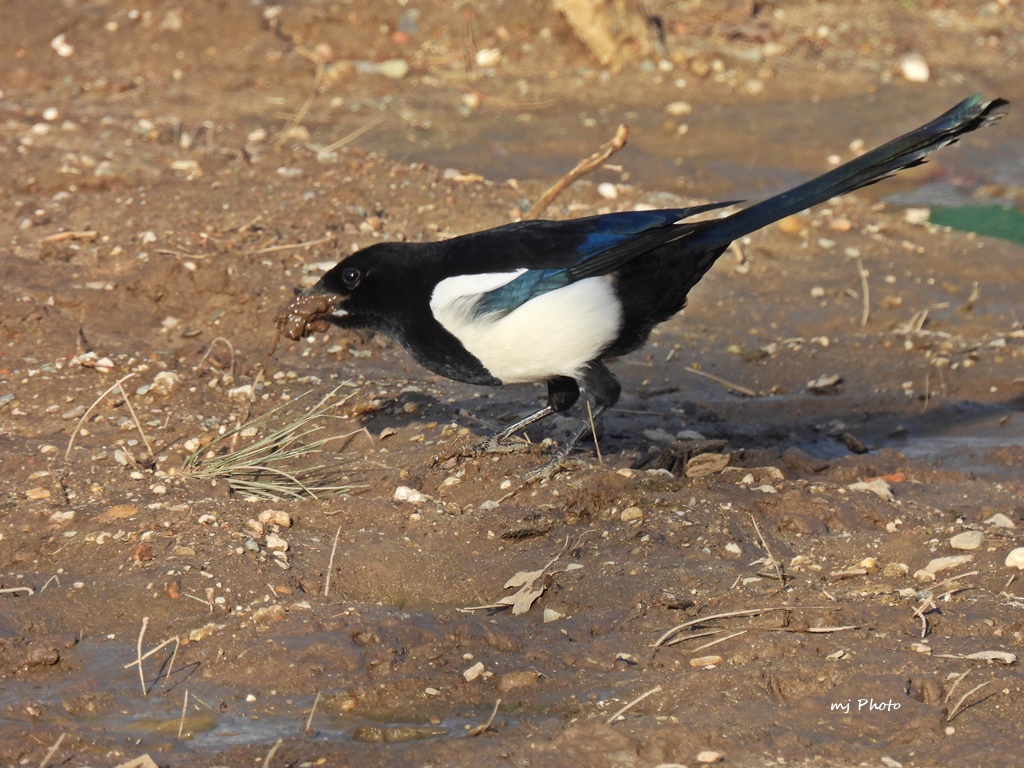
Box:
[475,376,580,454]
[528,361,621,479]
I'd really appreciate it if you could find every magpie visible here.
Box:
[277,94,1008,477]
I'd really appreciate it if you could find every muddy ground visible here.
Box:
[2,1,1024,766]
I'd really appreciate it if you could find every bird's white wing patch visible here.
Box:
[430,272,621,384]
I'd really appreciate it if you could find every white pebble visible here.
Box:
[475,48,502,68]
[697,750,723,764]
[463,661,485,681]
[664,100,693,116]
[394,486,428,504]
[898,52,930,83]
[985,513,1015,529]
[265,533,288,552]
[949,531,984,551]
[597,182,618,200]
[1005,548,1024,569]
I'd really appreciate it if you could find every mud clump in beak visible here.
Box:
[274,287,340,340]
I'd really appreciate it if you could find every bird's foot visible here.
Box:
[430,434,536,469]
[524,447,582,482]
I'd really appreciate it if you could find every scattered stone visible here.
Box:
[259,510,292,528]
[807,373,842,393]
[620,506,644,523]
[227,384,253,403]
[475,47,502,67]
[904,207,930,224]
[498,670,540,692]
[1005,548,1024,570]
[985,513,1016,529]
[914,554,974,582]
[697,750,723,763]
[463,661,485,682]
[25,487,51,500]
[251,604,286,623]
[543,608,563,623]
[150,371,181,397]
[394,486,429,504]
[690,655,722,667]
[848,478,894,502]
[949,531,984,551]
[265,533,288,552]
[898,52,930,83]
[911,642,932,655]
[665,100,692,116]
[685,452,730,478]
[597,182,618,200]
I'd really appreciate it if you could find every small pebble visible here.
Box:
[259,510,292,528]
[697,750,723,763]
[985,513,1015,529]
[463,661,485,682]
[898,52,930,83]
[475,47,501,67]
[1005,548,1024,569]
[690,655,722,668]
[949,531,984,551]
[620,506,644,523]
[597,182,618,200]
[394,486,428,504]
[265,533,288,552]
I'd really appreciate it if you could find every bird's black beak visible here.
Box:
[274,282,342,340]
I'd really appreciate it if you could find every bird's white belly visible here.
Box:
[430,273,622,384]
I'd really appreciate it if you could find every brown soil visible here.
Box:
[2,2,1023,767]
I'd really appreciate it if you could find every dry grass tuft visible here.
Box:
[183,386,364,500]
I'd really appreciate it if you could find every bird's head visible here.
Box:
[275,246,386,340]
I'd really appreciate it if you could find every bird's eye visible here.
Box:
[341,267,362,289]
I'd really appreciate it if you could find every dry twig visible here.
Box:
[324,526,343,597]
[606,685,662,724]
[38,733,65,768]
[524,124,629,219]
[467,698,502,737]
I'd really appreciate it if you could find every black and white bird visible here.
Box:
[277,94,1007,476]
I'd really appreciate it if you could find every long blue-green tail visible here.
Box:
[682,94,1009,252]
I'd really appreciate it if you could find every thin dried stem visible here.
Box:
[606,685,662,725]
[65,373,137,461]
[324,526,343,597]
[524,124,628,219]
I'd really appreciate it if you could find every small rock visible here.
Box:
[685,452,730,478]
[620,506,644,524]
[914,554,973,581]
[898,52,930,83]
[25,487,51,500]
[227,384,253,403]
[498,670,540,692]
[985,513,1016,529]
[265,533,288,552]
[807,373,842,393]
[664,100,692,116]
[848,478,894,502]
[542,608,563,623]
[150,371,181,397]
[597,182,618,200]
[475,47,502,67]
[1005,548,1024,570]
[463,661,485,682]
[394,486,428,504]
[259,510,292,528]
[904,207,930,224]
[251,604,286,623]
[690,655,722,667]
[697,750,723,763]
[949,531,984,551]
